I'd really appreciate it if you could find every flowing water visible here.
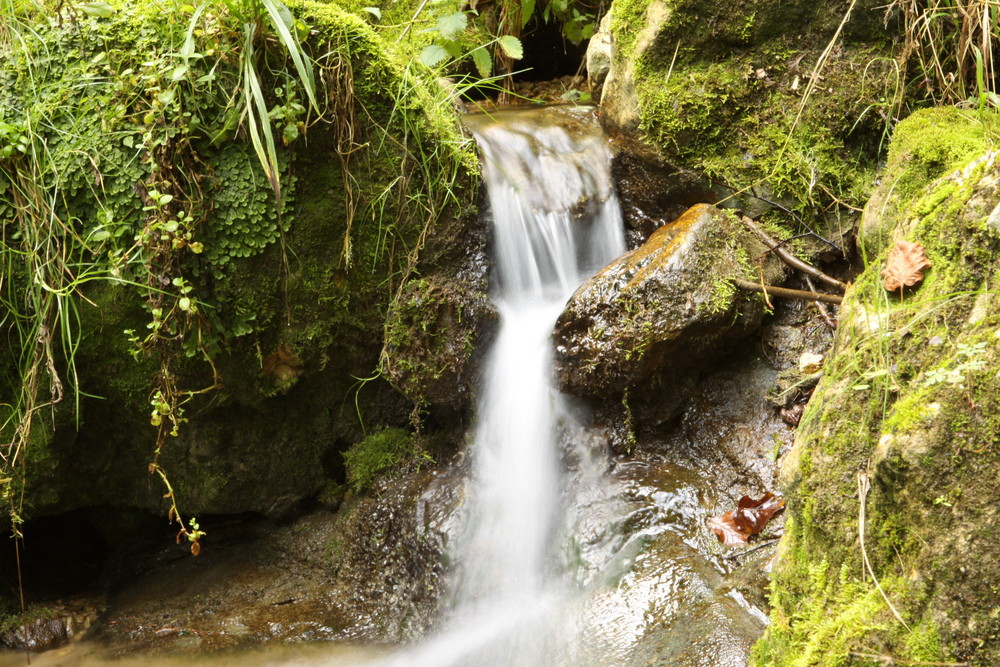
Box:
[386,106,625,666]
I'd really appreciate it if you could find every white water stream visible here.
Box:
[385,107,625,666]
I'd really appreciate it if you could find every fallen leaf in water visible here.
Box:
[882,241,931,292]
[780,402,806,426]
[709,492,785,545]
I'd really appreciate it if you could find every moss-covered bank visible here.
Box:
[0,0,482,523]
[754,108,1000,665]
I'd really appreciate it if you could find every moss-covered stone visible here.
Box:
[861,106,996,256]
[601,0,895,249]
[553,203,784,428]
[382,275,497,414]
[755,112,1000,665]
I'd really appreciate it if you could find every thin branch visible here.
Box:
[727,535,782,561]
[805,275,837,329]
[741,216,848,291]
[733,278,843,305]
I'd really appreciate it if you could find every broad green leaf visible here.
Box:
[171,65,189,81]
[436,12,467,40]
[157,89,175,105]
[519,0,535,29]
[79,2,115,17]
[90,229,112,242]
[181,2,210,63]
[363,6,381,20]
[498,35,523,60]
[420,44,450,68]
[471,47,492,77]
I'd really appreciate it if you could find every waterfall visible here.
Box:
[390,106,625,666]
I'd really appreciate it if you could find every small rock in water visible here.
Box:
[2,616,70,651]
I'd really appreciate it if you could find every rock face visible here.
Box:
[755,110,1000,666]
[596,0,893,247]
[553,203,782,425]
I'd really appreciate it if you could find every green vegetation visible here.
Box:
[342,427,419,492]
[0,0,479,544]
[753,108,1000,665]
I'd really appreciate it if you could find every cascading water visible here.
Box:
[389,106,625,666]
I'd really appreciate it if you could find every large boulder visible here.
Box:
[552,203,782,425]
[755,110,1000,666]
[597,0,893,243]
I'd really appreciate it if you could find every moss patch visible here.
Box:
[343,427,419,493]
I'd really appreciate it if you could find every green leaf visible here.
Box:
[436,12,467,40]
[157,89,175,105]
[171,65,189,81]
[79,2,115,17]
[519,0,535,29]
[260,0,318,113]
[363,6,381,20]
[498,35,523,60]
[420,44,450,68]
[471,47,492,77]
[90,229,112,242]
[282,123,299,145]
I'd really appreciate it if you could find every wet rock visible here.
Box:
[607,134,717,248]
[553,203,783,426]
[1,598,102,651]
[2,617,69,651]
[96,461,465,654]
[382,275,499,414]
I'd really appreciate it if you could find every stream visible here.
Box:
[1,106,791,667]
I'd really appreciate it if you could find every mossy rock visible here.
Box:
[382,276,498,415]
[860,106,996,257]
[755,127,1000,664]
[600,0,894,243]
[0,0,481,521]
[553,203,784,427]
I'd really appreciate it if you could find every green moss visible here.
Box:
[0,0,478,519]
[861,107,996,257]
[342,427,417,493]
[758,115,1000,664]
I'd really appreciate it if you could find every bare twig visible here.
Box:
[727,535,782,561]
[733,278,844,305]
[741,216,848,291]
[805,275,837,329]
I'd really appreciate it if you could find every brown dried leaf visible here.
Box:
[734,492,785,535]
[882,241,931,292]
[709,492,785,545]
[708,512,748,545]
